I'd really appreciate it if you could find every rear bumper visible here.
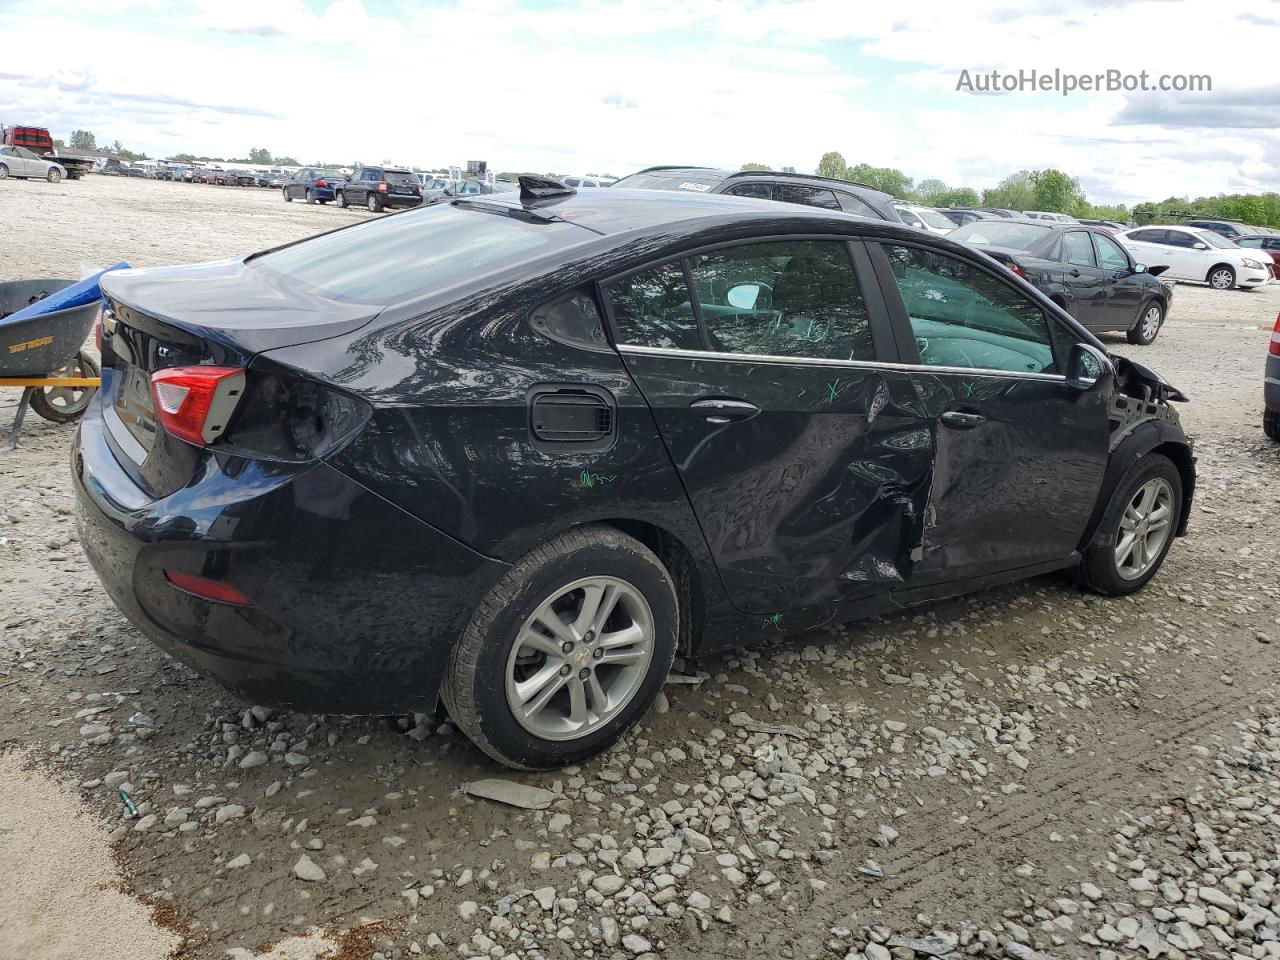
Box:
[1266,353,1280,412]
[72,400,508,713]
[381,193,421,208]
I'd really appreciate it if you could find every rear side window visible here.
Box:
[253,203,584,305]
[606,262,701,350]
[881,244,1057,375]
[1062,231,1097,267]
[725,183,772,200]
[688,241,872,360]
[1128,229,1166,244]
[838,193,882,218]
[775,184,841,210]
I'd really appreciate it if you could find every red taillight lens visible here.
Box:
[415,184,423,195]
[378,180,387,192]
[164,570,252,606]
[150,366,246,446]
[1006,259,1025,278]
[315,178,327,188]
[1271,313,1280,357]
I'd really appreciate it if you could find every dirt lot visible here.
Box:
[2,175,1279,960]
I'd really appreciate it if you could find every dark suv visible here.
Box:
[611,166,905,223]
[335,166,423,212]
[1184,219,1259,240]
[75,180,1195,770]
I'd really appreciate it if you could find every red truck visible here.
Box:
[0,125,96,180]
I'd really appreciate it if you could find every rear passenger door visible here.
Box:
[870,240,1109,587]
[1058,230,1107,326]
[603,238,934,617]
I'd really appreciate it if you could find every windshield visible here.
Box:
[252,201,586,305]
[949,220,1052,250]
[1191,229,1236,249]
[611,170,727,192]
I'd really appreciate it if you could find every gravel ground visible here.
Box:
[1,176,1279,960]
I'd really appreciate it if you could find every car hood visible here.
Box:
[101,258,382,358]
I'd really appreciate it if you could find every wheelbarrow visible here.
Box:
[1,278,102,449]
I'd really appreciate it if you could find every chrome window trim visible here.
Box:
[616,342,1067,382]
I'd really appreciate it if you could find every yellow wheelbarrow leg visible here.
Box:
[7,386,35,450]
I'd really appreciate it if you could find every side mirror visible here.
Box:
[1133,263,1147,273]
[1066,342,1113,391]
[1194,242,1208,250]
[726,284,761,310]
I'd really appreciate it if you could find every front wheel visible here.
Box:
[1207,265,1236,290]
[441,525,678,770]
[29,352,98,423]
[1127,301,1164,345]
[47,168,62,184]
[283,188,292,202]
[0,163,8,180]
[1074,453,1182,596]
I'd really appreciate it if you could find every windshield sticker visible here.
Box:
[678,182,712,192]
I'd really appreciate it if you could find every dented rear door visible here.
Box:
[602,237,934,616]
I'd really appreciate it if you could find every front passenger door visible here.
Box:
[873,241,1109,587]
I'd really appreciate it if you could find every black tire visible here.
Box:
[1265,409,1280,442]
[306,189,315,205]
[367,193,382,213]
[283,188,292,202]
[1207,265,1236,290]
[0,163,8,180]
[47,167,62,184]
[335,190,347,208]
[29,352,99,423]
[1127,300,1164,345]
[1074,453,1182,597]
[441,525,678,770]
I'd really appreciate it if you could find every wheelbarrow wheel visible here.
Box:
[29,351,99,424]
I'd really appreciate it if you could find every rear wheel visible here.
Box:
[1265,409,1280,441]
[441,525,678,770]
[1207,265,1236,290]
[1127,301,1163,345]
[29,352,98,423]
[306,189,315,204]
[47,168,62,184]
[367,193,382,213]
[335,190,347,208]
[1075,453,1182,596]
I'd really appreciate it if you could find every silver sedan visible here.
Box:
[0,146,67,182]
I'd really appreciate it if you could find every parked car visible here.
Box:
[335,166,423,212]
[282,168,347,204]
[937,208,1002,226]
[419,176,454,201]
[893,203,956,235]
[0,145,68,182]
[1077,218,1127,233]
[611,166,906,223]
[974,207,1025,218]
[1023,211,1080,223]
[443,177,518,196]
[950,219,1174,344]
[1233,235,1280,273]
[562,176,615,188]
[1119,226,1272,290]
[76,180,1195,770]
[1184,219,1260,240]
[232,170,256,187]
[1266,312,1280,441]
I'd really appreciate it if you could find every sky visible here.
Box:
[2,0,1278,206]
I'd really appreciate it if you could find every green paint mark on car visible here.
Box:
[761,612,783,630]
[578,470,618,488]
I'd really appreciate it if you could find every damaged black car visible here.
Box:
[73,178,1196,770]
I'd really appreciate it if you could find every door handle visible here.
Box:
[1069,269,1081,277]
[940,410,986,430]
[690,398,760,424]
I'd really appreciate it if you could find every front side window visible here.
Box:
[775,184,841,210]
[1094,233,1131,271]
[606,262,701,350]
[688,241,873,361]
[1062,232,1097,267]
[881,244,1057,375]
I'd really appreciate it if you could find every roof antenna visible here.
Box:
[519,175,576,204]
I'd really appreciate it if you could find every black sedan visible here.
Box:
[75,179,1194,770]
[949,219,1174,345]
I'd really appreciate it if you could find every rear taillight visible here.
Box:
[164,570,252,606]
[378,180,387,192]
[1271,313,1280,357]
[315,178,328,188]
[218,371,372,462]
[1005,259,1025,278]
[150,366,246,446]
[415,184,423,196]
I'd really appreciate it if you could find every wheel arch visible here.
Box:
[1206,262,1236,283]
[1079,421,1195,549]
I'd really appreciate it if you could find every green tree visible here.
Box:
[935,187,980,208]
[848,163,913,199]
[1031,169,1086,214]
[982,170,1037,211]
[69,129,97,150]
[740,162,770,171]
[816,151,848,180]
[247,147,272,165]
[274,155,300,166]
[914,178,948,204]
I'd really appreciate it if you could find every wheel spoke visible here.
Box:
[586,671,608,714]
[521,670,567,719]
[1133,534,1147,570]
[515,662,564,706]
[517,628,565,660]
[533,609,577,646]
[599,646,647,665]
[567,677,588,726]
[598,622,644,650]
[572,583,606,635]
[588,583,621,636]
[1116,533,1137,567]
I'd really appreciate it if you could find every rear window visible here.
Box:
[251,202,584,305]
[950,220,1051,250]
[611,170,727,192]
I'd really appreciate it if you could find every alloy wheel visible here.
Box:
[1210,269,1233,289]
[1140,305,1161,341]
[504,576,655,741]
[1114,477,1174,580]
